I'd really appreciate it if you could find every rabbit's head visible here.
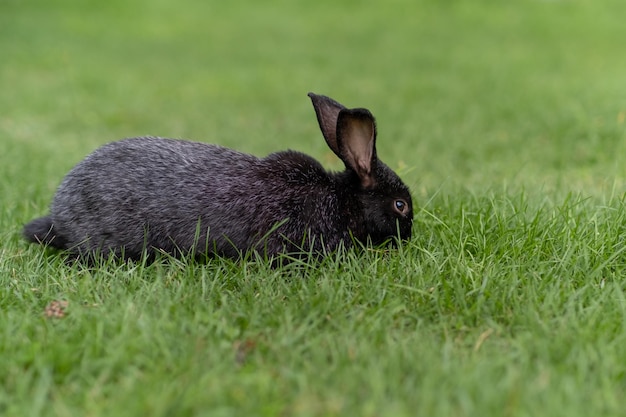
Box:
[308,93,413,246]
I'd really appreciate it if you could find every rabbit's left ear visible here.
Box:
[308,92,346,157]
[336,108,377,189]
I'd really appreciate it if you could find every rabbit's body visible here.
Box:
[24,94,413,261]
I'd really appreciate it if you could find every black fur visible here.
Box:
[23,93,413,261]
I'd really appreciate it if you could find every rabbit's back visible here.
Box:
[51,137,339,259]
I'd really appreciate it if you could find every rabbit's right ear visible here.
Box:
[336,108,377,189]
[308,92,346,157]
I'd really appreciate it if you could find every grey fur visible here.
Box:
[23,93,413,261]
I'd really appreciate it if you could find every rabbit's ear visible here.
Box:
[308,93,346,156]
[336,108,377,189]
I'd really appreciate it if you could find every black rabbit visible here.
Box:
[23,93,413,261]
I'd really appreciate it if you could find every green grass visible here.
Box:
[2,0,626,415]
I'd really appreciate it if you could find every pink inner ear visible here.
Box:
[343,117,375,188]
[350,120,375,161]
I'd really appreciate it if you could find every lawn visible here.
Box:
[2,0,626,416]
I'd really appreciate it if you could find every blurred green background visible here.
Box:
[3,0,626,205]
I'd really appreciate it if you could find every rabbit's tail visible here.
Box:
[23,216,67,249]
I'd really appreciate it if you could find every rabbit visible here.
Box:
[23,93,413,262]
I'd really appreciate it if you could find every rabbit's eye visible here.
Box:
[393,199,409,215]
